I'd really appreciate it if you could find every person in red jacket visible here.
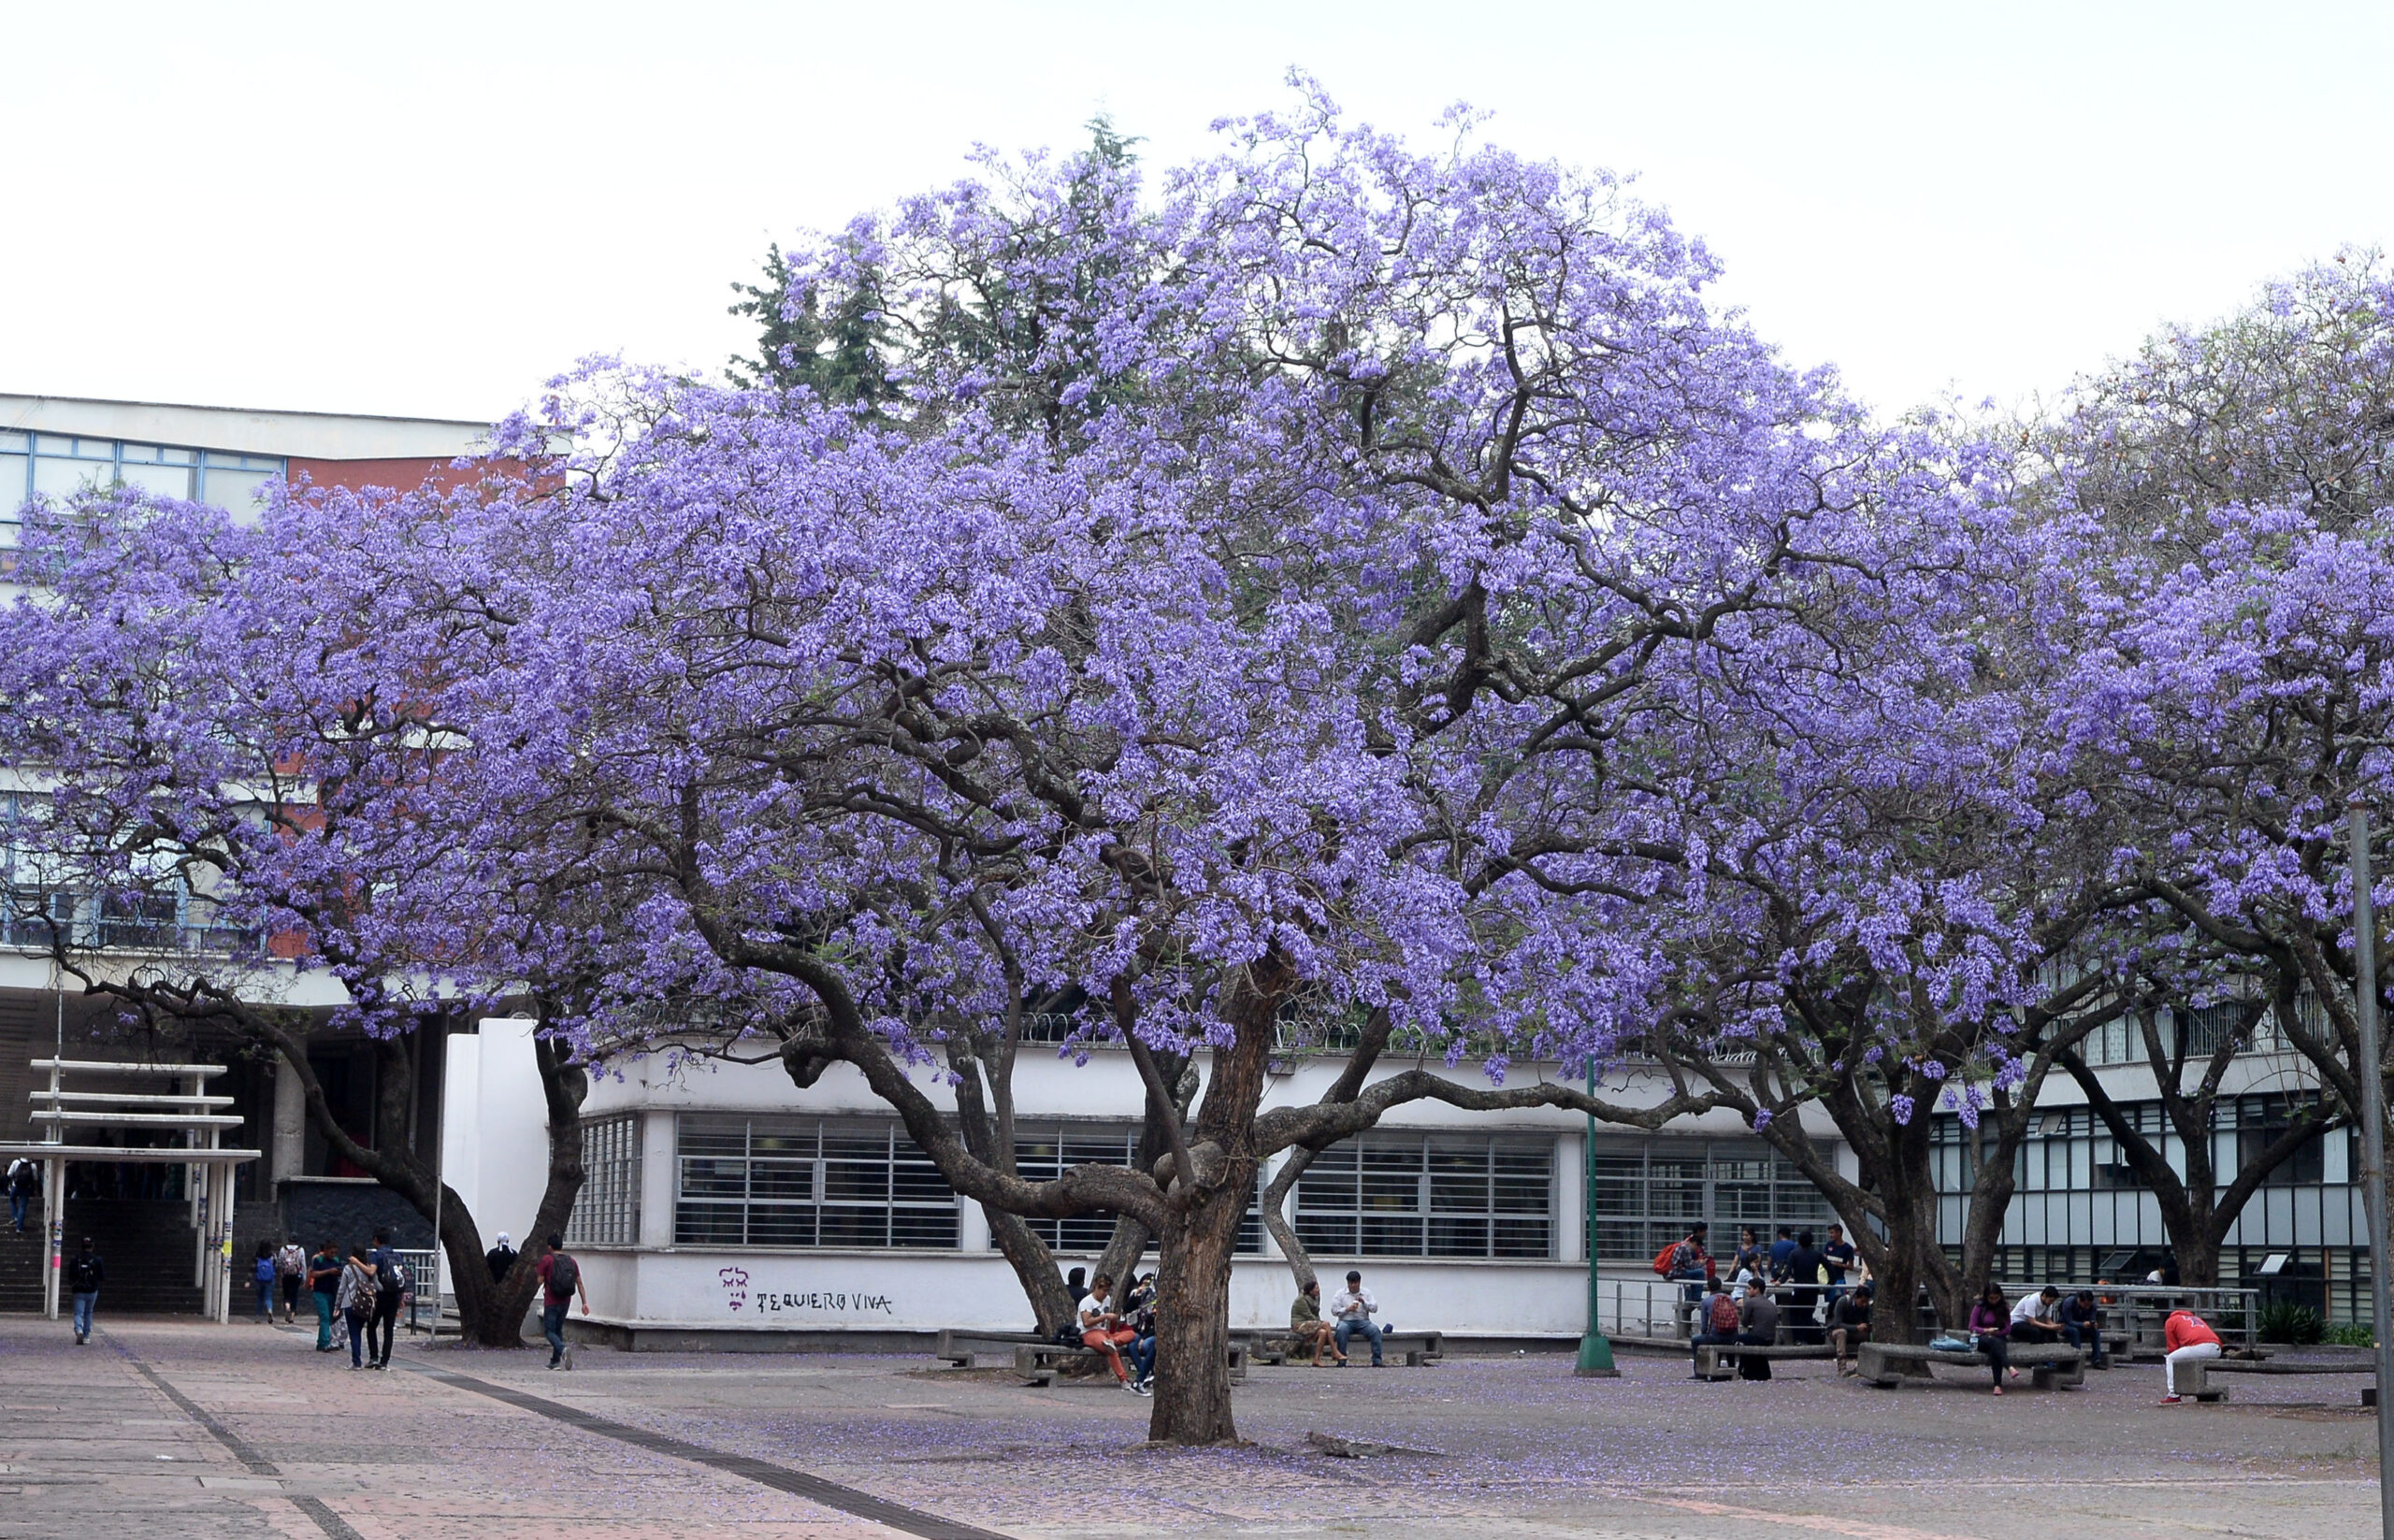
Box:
[2159,1308,2221,1403]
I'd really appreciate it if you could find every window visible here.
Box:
[1295,1133,1552,1259]
[1588,1138,1831,1262]
[2238,1095,2329,1186]
[568,1114,642,1246]
[1012,1123,1264,1254]
[674,1115,957,1249]
[0,430,286,542]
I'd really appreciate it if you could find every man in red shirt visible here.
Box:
[2159,1308,2221,1403]
[536,1233,591,1370]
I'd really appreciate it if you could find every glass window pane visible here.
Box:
[746,1205,816,1246]
[678,1157,746,1198]
[32,457,108,498]
[1359,1214,1422,1255]
[748,1159,813,1200]
[196,466,277,516]
[118,461,191,498]
[674,1202,745,1245]
[1427,1216,1489,1256]
[816,1205,887,1247]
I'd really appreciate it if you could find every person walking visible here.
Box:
[485,1231,516,1284]
[6,1157,35,1234]
[65,1236,103,1345]
[252,1242,277,1322]
[308,1240,342,1352]
[535,1233,589,1370]
[2158,1308,2222,1404]
[335,1244,377,1369]
[1968,1284,2019,1395]
[365,1227,406,1370]
[274,1237,307,1323]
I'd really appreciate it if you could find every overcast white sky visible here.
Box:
[5,1,2388,425]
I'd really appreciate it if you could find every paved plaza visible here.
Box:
[0,1316,2377,1539]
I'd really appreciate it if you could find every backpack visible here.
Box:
[254,1256,276,1285]
[377,1255,410,1298]
[1708,1293,1741,1335]
[545,1251,579,1297]
[65,1255,99,1292]
[1651,1240,1680,1276]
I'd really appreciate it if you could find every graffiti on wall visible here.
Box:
[717,1264,896,1316]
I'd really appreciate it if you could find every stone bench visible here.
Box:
[1692,1342,1837,1380]
[2183,1357,2377,1403]
[931,1329,1053,1368]
[1014,1340,1247,1388]
[1856,1341,2086,1390]
[1248,1329,1443,1367]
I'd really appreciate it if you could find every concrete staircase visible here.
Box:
[0,1198,207,1315]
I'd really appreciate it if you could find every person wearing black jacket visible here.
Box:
[486,1231,517,1284]
[2057,1288,2109,1369]
[65,1237,103,1345]
[1783,1231,1828,1342]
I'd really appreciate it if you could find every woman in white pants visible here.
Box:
[2160,1308,2221,1403]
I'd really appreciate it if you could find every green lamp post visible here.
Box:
[1576,1053,1619,1376]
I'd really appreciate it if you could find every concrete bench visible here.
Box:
[1247,1329,1443,1367]
[1857,1341,2086,1390]
[1692,1342,1838,1381]
[2182,1357,2378,1403]
[1015,1340,1247,1388]
[930,1329,1053,1368]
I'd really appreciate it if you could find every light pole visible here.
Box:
[2349,805,2394,1540]
[1576,1054,1618,1376]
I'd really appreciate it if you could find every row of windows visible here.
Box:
[595,1115,1565,1258]
[567,1114,642,1247]
[1010,1125,1263,1255]
[1587,1139,1836,1261]
[0,432,285,537]
[1930,1097,2340,1195]
[1294,1135,1552,1259]
[675,1115,959,1249]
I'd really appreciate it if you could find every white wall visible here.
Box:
[438,1017,550,1288]
[573,1247,1590,1337]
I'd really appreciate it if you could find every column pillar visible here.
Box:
[42,1157,61,1320]
[1556,1129,1586,1264]
[637,1110,675,1249]
[271,1058,305,1194]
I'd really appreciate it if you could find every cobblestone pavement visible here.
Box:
[0,1315,2377,1538]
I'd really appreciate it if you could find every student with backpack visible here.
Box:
[274,1237,308,1322]
[65,1236,103,1345]
[252,1241,277,1322]
[537,1233,589,1369]
[1688,1276,1745,1377]
[6,1157,35,1233]
[1651,1222,1713,1303]
[365,1227,409,1369]
[334,1244,378,1368]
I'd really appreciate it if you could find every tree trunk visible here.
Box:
[1147,1185,1246,1446]
[1146,975,1279,1446]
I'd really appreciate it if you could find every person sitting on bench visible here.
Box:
[1829,1281,1873,1375]
[1689,1276,1743,1378]
[1078,1274,1147,1396]
[2056,1288,2108,1369]
[1291,1278,1346,1366]
[1736,1278,1781,1379]
[2008,1285,2066,1346]
[2158,1307,2221,1405]
[1968,1285,2020,1395]
[1329,1270,1385,1367]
